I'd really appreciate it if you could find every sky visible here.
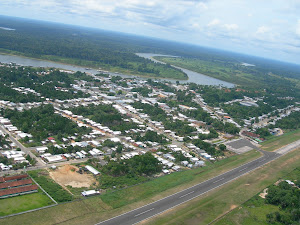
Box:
[1,0,300,64]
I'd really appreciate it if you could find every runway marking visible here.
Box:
[134,208,155,217]
[239,167,247,172]
[213,178,224,183]
[179,191,194,198]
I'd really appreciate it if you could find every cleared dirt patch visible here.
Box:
[49,165,96,188]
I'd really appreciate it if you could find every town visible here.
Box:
[0,61,299,224]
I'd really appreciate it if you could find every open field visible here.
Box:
[0,150,260,225]
[0,190,54,217]
[49,165,96,188]
[261,128,300,151]
[214,167,300,225]
[28,170,73,203]
[142,148,300,225]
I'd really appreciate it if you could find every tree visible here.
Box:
[219,144,227,151]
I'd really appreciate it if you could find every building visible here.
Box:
[0,185,38,198]
[0,179,32,190]
[85,165,100,175]
[81,190,100,197]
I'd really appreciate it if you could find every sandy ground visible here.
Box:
[49,164,96,188]
[259,188,268,199]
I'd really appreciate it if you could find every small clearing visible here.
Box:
[49,164,95,188]
[259,188,268,199]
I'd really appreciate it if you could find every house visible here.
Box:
[85,165,100,175]
[36,147,48,154]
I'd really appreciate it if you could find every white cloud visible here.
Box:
[207,19,220,27]
[223,23,239,31]
[1,0,300,63]
[296,20,300,37]
[256,26,271,34]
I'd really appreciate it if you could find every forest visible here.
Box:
[0,66,90,101]
[90,152,163,189]
[0,16,187,80]
[265,178,300,224]
[2,104,91,143]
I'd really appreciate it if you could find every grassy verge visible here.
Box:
[100,151,260,209]
[214,167,300,225]
[0,150,260,225]
[143,149,300,225]
[261,128,300,151]
[28,170,73,203]
[0,49,187,80]
[0,189,54,217]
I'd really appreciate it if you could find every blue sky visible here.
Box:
[1,0,300,64]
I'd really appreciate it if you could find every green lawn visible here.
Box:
[143,149,300,225]
[0,150,261,225]
[261,128,300,151]
[214,168,300,225]
[0,190,54,217]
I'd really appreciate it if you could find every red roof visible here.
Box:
[242,131,260,138]
[0,174,28,183]
[0,179,32,189]
[0,184,38,197]
[48,137,55,141]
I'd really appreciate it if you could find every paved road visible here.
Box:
[0,125,44,167]
[97,142,299,225]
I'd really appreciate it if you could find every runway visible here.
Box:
[97,142,299,225]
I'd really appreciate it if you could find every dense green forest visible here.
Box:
[0,16,186,80]
[2,104,91,143]
[265,176,300,224]
[271,111,300,130]
[96,152,163,189]
[1,16,300,82]
[0,65,90,101]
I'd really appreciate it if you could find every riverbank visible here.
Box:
[0,49,187,80]
[137,53,235,87]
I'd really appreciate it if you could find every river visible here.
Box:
[136,53,235,87]
[0,53,234,87]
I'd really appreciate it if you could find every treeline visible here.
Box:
[0,17,186,79]
[97,152,162,189]
[266,179,300,224]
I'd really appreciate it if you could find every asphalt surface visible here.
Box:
[97,143,299,225]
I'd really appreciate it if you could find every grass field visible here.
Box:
[214,167,300,225]
[0,190,54,217]
[261,128,300,151]
[0,150,261,225]
[142,148,300,225]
